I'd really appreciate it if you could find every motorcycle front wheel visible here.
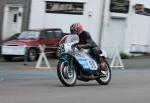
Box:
[57,60,77,87]
[96,59,111,85]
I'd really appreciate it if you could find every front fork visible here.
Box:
[60,55,74,78]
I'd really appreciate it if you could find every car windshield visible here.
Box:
[59,34,79,45]
[18,31,40,39]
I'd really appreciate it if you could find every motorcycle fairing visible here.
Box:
[72,51,98,71]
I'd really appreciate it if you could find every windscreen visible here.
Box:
[18,31,40,39]
[59,34,79,45]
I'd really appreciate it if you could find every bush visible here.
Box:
[120,52,130,59]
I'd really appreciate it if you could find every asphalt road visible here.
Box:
[0,57,150,103]
[0,68,150,103]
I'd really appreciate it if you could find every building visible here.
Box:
[0,0,150,57]
[0,0,31,40]
[28,0,104,46]
[101,0,150,57]
[0,0,104,46]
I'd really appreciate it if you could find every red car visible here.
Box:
[1,28,68,61]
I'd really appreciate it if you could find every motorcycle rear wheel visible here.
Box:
[57,60,77,87]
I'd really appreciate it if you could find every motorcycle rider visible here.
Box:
[70,23,102,63]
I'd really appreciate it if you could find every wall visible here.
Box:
[29,0,104,45]
[100,0,128,57]
[101,0,150,57]
[124,6,150,53]
[127,17,150,53]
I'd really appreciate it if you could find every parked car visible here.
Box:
[0,33,20,55]
[1,28,68,61]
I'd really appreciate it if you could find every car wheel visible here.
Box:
[3,55,13,61]
[28,48,38,61]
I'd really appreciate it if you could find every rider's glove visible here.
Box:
[76,44,84,49]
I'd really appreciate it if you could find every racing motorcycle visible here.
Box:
[57,34,111,86]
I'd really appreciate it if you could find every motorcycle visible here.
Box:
[57,34,111,86]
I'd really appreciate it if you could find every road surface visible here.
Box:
[0,68,150,103]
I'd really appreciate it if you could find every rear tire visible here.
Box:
[96,59,111,85]
[57,60,77,87]
[3,55,13,61]
[27,48,38,61]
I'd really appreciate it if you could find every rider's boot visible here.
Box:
[99,58,106,76]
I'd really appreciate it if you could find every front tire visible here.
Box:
[57,60,77,87]
[96,59,111,85]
